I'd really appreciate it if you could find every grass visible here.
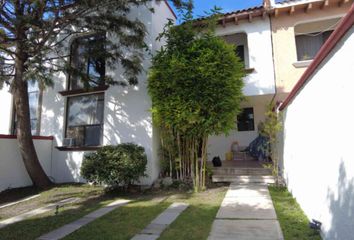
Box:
[269,186,322,240]
[0,184,227,240]
[65,186,227,240]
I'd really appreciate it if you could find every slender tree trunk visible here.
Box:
[12,14,52,188]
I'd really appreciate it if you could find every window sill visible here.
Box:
[55,146,102,151]
[58,85,109,96]
[245,68,255,74]
[293,60,312,68]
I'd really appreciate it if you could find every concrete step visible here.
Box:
[212,175,275,184]
[212,167,272,176]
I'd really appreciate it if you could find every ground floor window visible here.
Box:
[65,93,104,146]
[12,81,41,135]
[237,107,255,131]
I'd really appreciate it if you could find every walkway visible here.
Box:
[37,199,130,240]
[208,183,284,240]
[131,202,189,240]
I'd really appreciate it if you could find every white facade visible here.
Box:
[215,17,276,97]
[208,16,276,160]
[0,1,175,189]
[280,26,354,239]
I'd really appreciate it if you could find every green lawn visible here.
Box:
[269,186,322,240]
[0,184,227,240]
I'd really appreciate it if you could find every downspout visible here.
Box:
[268,9,278,106]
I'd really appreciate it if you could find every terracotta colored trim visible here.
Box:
[58,85,109,96]
[245,68,255,74]
[164,0,177,19]
[279,4,354,111]
[55,146,102,151]
[0,134,54,140]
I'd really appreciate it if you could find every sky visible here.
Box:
[170,0,263,21]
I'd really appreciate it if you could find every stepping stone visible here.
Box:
[131,202,189,240]
[0,197,80,229]
[37,199,130,240]
[208,219,284,240]
[0,194,41,209]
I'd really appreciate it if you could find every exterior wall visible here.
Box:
[280,26,354,239]
[0,137,53,192]
[271,5,349,98]
[37,2,174,185]
[0,86,13,134]
[215,17,276,96]
[208,94,273,160]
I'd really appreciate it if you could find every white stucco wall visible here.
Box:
[208,94,273,160]
[281,26,354,239]
[0,86,13,134]
[0,138,53,192]
[215,17,276,96]
[37,1,174,185]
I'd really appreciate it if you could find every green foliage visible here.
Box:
[148,8,245,191]
[81,143,147,187]
[149,32,245,138]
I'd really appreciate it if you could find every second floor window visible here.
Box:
[235,45,245,66]
[295,30,333,61]
[70,34,106,90]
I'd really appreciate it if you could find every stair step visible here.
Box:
[212,168,272,176]
[212,175,275,184]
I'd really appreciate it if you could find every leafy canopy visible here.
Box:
[0,0,187,88]
[148,20,245,137]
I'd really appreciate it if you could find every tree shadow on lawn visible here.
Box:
[0,188,166,240]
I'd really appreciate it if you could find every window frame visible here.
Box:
[68,33,106,91]
[295,30,334,61]
[64,92,105,147]
[12,81,42,136]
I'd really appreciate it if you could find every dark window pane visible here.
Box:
[85,125,102,146]
[235,45,245,64]
[237,108,255,132]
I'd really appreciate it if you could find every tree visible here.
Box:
[148,8,245,191]
[0,0,185,188]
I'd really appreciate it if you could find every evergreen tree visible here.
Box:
[0,0,184,188]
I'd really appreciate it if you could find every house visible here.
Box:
[0,0,176,191]
[0,0,352,192]
[208,0,351,160]
[278,4,354,238]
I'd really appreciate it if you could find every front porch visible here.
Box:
[210,158,274,184]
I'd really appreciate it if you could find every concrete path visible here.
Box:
[37,199,130,240]
[208,183,283,240]
[0,194,40,209]
[131,202,189,240]
[0,197,80,229]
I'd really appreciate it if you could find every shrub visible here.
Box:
[81,143,147,188]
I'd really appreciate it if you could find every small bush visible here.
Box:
[81,143,147,188]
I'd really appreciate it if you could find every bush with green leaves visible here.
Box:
[81,143,147,188]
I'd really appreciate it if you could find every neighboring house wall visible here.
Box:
[0,136,53,192]
[271,3,350,98]
[280,24,354,239]
[215,17,276,97]
[208,16,276,159]
[0,86,13,134]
